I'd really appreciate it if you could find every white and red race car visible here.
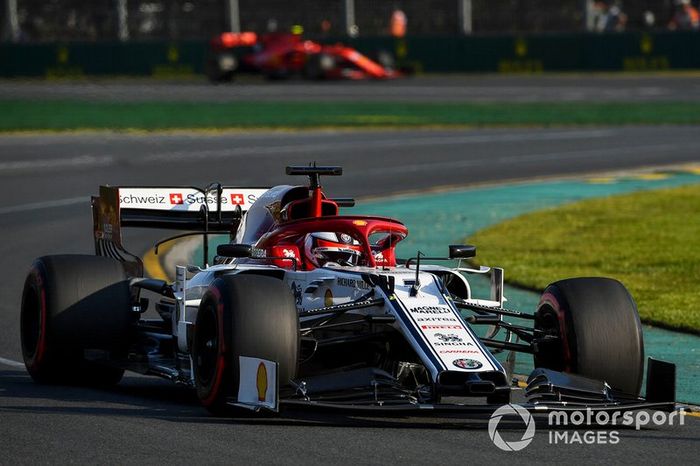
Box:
[20,166,675,416]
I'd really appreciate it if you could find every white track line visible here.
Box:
[0,155,113,173]
[0,196,86,215]
[140,129,615,163]
[0,357,24,368]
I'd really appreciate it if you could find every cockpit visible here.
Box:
[228,166,407,270]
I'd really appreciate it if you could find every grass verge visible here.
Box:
[466,184,700,333]
[3,100,700,131]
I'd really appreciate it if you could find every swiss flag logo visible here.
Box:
[169,193,184,205]
[230,193,245,205]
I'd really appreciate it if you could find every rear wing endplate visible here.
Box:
[91,185,269,277]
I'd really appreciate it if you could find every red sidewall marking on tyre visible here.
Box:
[541,291,573,372]
[201,286,226,407]
[33,267,47,369]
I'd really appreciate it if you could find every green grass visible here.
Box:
[466,184,700,333]
[2,100,700,131]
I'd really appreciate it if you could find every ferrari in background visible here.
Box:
[205,31,402,81]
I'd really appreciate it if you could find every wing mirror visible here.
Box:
[449,244,476,259]
[217,243,252,258]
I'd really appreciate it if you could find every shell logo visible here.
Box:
[352,220,367,226]
[324,289,334,307]
[256,362,267,402]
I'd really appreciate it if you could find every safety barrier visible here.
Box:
[1,31,698,78]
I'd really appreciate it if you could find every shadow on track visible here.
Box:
[1,369,668,434]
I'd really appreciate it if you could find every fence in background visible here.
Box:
[1,0,696,42]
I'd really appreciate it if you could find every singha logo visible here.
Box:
[435,333,462,343]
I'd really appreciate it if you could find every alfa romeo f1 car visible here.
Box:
[20,166,676,416]
[205,31,400,81]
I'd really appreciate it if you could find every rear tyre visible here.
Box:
[205,53,236,83]
[303,53,334,80]
[193,274,299,415]
[534,277,644,395]
[20,255,131,385]
[370,49,396,70]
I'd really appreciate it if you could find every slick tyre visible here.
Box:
[370,49,396,70]
[303,53,333,80]
[21,255,131,385]
[193,274,299,415]
[534,277,644,395]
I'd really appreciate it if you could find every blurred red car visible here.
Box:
[206,31,401,81]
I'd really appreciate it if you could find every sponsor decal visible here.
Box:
[120,194,166,205]
[415,316,459,322]
[336,277,370,290]
[421,325,462,330]
[282,248,296,258]
[118,188,265,211]
[410,305,452,314]
[339,233,353,244]
[238,356,277,411]
[430,334,475,347]
[256,362,267,402]
[452,358,483,370]
[187,193,230,205]
[432,339,473,347]
[435,333,462,343]
[324,289,334,307]
[169,193,184,205]
[439,349,480,354]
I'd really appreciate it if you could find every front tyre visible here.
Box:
[193,274,299,415]
[534,277,644,395]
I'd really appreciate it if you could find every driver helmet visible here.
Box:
[304,232,361,267]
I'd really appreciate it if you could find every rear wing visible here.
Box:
[91,185,269,277]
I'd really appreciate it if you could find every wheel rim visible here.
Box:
[194,303,219,387]
[534,300,571,372]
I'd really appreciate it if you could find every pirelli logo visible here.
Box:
[421,325,462,330]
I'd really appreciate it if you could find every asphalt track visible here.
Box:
[2,74,700,102]
[1,126,699,464]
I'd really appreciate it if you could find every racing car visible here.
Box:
[20,166,676,416]
[205,31,400,81]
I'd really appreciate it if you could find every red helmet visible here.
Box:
[304,232,362,267]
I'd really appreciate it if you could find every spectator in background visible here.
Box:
[266,18,278,33]
[320,19,332,36]
[643,10,656,29]
[592,0,627,32]
[668,0,700,30]
[390,8,407,38]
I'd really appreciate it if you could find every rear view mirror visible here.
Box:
[217,243,252,258]
[449,245,476,259]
